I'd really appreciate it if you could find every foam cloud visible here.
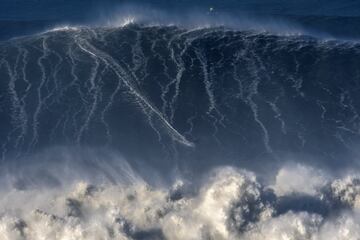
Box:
[329,175,360,209]
[273,164,329,196]
[1,164,360,239]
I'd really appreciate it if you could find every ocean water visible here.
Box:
[1,1,360,239]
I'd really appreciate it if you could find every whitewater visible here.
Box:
[1,14,360,239]
[2,162,360,240]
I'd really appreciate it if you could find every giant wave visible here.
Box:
[2,22,360,239]
[1,24,360,172]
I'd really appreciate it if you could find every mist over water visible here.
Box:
[2,0,360,239]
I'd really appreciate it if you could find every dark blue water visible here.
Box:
[1,23,360,176]
[1,1,360,174]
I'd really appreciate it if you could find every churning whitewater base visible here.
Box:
[1,160,360,240]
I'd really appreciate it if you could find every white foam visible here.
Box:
[273,164,329,196]
[46,25,80,32]
[2,162,360,239]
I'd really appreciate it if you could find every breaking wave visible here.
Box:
[2,20,360,239]
[2,161,360,240]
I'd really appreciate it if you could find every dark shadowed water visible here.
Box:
[2,1,360,239]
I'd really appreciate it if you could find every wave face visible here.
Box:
[1,25,360,172]
[2,24,360,239]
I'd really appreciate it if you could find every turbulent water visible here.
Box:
[2,22,360,239]
[2,163,360,240]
